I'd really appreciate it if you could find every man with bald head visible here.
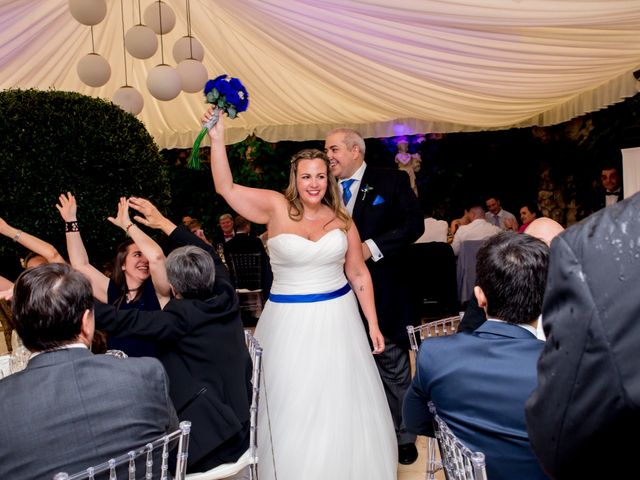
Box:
[524,217,564,247]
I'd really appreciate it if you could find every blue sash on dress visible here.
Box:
[269,283,351,303]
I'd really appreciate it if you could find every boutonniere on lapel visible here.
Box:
[372,194,385,206]
[360,184,374,201]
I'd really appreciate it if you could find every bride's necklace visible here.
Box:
[304,214,318,221]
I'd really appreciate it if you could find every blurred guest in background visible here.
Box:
[485,195,518,231]
[218,213,235,242]
[518,202,541,233]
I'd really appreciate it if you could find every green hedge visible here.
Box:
[0,89,170,275]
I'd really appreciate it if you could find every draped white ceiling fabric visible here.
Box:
[2,0,640,149]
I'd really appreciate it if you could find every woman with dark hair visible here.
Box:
[203,107,396,479]
[518,202,541,233]
[57,193,171,357]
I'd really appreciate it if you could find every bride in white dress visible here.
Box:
[203,108,397,479]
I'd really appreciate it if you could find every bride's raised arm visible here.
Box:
[204,107,282,226]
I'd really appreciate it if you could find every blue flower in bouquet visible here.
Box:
[203,74,248,119]
[188,74,249,169]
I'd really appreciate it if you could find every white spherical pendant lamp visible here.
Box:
[173,36,205,63]
[113,86,144,115]
[125,24,158,59]
[77,53,111,87]
[177,59,208,93]
[68,0,107,26]
[144,1,176,35]
[147,64,182,101]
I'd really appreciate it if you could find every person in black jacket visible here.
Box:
[94,204,251,474]
[525,192,640,479]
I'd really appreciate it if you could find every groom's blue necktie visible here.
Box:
[341,179,356,206]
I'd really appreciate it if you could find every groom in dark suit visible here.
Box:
[326,128,424,464]
[0,263,178,480]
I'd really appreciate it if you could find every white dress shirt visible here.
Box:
[485,209,517,230]
[451,219,501,255]
[415,218,449,243]
[340,162,384,262]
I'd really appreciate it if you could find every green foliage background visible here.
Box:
[0,89,170,277]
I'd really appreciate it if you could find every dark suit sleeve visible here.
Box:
[402,354,436,437]
[168,224,231,283]
[148,359,180,433]
[525,234,622,478]
[94,301,188,342]
[367,170,424,256]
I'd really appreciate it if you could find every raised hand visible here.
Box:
[107,197,132,232]
[203,105,225,144]
[56,192,77,222]
[129,197,170,231]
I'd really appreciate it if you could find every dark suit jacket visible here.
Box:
[95,227,252,471]
[526,192,640,480]
[583,186,624,218]
[0,348,177,480]
[404,321,547,480]
[352,166,424,347]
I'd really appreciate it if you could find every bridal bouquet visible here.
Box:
[188,74,249,169]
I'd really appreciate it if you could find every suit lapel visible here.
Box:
[353,168,373,221]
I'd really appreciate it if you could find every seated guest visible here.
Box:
[0,263,177,480]
[450,205,501,255]
[518,202,541,233]
[485,195,518,231]
[186,217,213,245]
[449,207,470,236]
[525,193,640,480]
[524,217,564,247]
[415,203,448,243]
[404,232,549,480]
[218,213,235,242]
[224,215,267,256]
[94,244,252,474]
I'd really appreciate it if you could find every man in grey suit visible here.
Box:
[0,263,178,480]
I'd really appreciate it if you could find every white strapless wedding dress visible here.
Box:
[255,229,397,480]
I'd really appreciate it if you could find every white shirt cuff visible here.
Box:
[365,239,383,262]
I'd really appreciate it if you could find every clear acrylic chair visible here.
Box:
[186,329,263,480]
[428,402,487,480]
[406,315,461,480]
[53,420,191,480]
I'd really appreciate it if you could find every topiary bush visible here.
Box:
[0,89,170,275]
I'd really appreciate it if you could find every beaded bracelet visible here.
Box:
[125,223,135,236]
[65,221,79,233]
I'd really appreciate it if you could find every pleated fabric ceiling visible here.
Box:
[2,0,640,148]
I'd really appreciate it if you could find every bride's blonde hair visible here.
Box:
[284,149,351,230]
